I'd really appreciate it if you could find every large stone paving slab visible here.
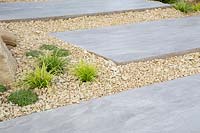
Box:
[0,0,169,21]
[1,74,200,133]
[52,15,200,64]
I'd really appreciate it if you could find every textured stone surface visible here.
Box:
[52,15,200,64]
[0,0,169,21]
[1,74,200,133]
[0,30,17,49]
[0,38,17,85]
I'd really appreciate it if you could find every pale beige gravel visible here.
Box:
[0,8,200,121]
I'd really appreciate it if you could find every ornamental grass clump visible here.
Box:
[173,1,194,13]
[8,89,38,107]
[0,84,6,92]
[74,61,97,82]
[158,0,200,13]
[24,63,53,89]
[38,53,67,75]
[193,3,200,11]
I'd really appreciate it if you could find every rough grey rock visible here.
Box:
[0,38,17,85]
[0,30,17,49]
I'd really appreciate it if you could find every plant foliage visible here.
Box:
[8,89,38,106]
[0,84,6,92]
[74,61,97,82]
[24,63,53,89]
[38,53,67,75]
[53,49,70,57]
[174,1,194,13]
[40,44,59,51]
[26,50,43,58]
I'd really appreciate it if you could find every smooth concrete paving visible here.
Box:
[1,74,200,133]
[52,15,200,64]
[0,0,169,21]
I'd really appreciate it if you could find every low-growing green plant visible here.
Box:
[193,3,200,11]
[40,44,59,51]
[174,1,194,13]
[26,50,43,58]
[8,89,38,106]
[53,49,70,57]
[40,44,70,57]
[74,61,97,82]
[24,63,53,89]
[0,84,6,92]
[39,53,67,75]
[158,0,200,13]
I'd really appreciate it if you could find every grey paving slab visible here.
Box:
[52,15,200,64]
[1,74,200,133]
[0,0,169,21]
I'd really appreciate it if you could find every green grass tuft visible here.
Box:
[173,1,194,13]
[74,61,97,82]
[26,50,43,58]
[24,63,53,89]
[193,3,200,11]
[38,53,67,75]
[8,89,38,106]
[0,84,6,92]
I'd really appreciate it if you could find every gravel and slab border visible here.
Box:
[51,15,200,64]
[0,0,170,22]
[1,74,200,133]
[0,8,200,122]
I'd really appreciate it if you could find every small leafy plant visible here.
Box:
[40,44,59,51]
[39,44,70,57]
[158,0,200,13]
[53,49,70,57]
[26,50,43,58]
[173,1,194,13]
[24,63,53,89]
[0,84,6,92]
[8,89,38,106]
[193,3,200,11]
[74,61,97,82]
[38,53,67,75]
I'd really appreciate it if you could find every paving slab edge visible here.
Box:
[50,14,200,65]
[52,33,200,65]
[0,6,171,23]
[117,48,200,65]
[0,73,199,125]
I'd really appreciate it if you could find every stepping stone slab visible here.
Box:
[52,15,200,64]
[0,0,169,21]
[1,74,200,133]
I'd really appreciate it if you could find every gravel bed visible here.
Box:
[0,8,200,122]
